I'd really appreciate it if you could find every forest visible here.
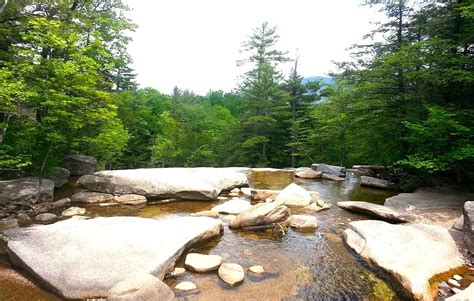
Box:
[0,0,473,190]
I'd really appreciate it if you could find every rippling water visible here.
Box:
[0,170,403,300]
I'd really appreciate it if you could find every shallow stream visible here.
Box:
[0,170,404,300]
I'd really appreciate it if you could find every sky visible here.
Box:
[125,0,386,95]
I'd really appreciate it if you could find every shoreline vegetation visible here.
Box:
[0,1,473,192]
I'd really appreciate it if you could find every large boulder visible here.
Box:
[0,177,54,203]
[275,183,311,207]
[64,155,96,176]
[343,220,464,301]
[385,188,474,228]
[315,164,345,177]
[52,167,70,188]
[78,168,248,201]
[294,167,322,179]
[107,273,174,301]
[337,201,412,223]
[360,176,395,190]
[229,201,289,229]
[3,216,222,299]
[463,201,474,253]
[211,199,251,215]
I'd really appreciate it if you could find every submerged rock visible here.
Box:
[229,201,289,229]
[64,154,97,176]
[337,201,412,223]
[78,168,248,201]
[360,176,396,190]
[275,183,312,207]
[343,220,464,300]
[185,253,222,272]
[107,273,174,301]
[71,191,116,203]
[3,216,222,299]
[211,199,251,214]
[191,210,219,218]
[218,263,244,286]
[0,177,54,203]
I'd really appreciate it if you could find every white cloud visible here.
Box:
[125,0,386,94]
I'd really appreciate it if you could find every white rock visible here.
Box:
[61,207,86,217]
[249,265,265,274]
[185,253,222,272]
[171,267,185,276]
[448,279,461,288]
[343,220,464,300]
[175,281,196,291]
[78,168,249,200]
[211,199,251,215]
[452,274,462,281]
[218,263,244,286]
[275,183,311,207]
[3,216,222,299]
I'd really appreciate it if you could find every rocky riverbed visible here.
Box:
[0,167,473,300]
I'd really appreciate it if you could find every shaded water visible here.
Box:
[0,170,402,300]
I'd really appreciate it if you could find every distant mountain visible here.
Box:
[302,76,334,86]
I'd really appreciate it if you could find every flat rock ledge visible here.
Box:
[343,220,465,301]
[337,201,413,223]
[3,216,222,299]
[78,168,248,200]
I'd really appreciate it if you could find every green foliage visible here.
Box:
[308,0,474,186]
[0,0,135,177]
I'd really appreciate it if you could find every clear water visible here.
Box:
[0,170,402,300]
